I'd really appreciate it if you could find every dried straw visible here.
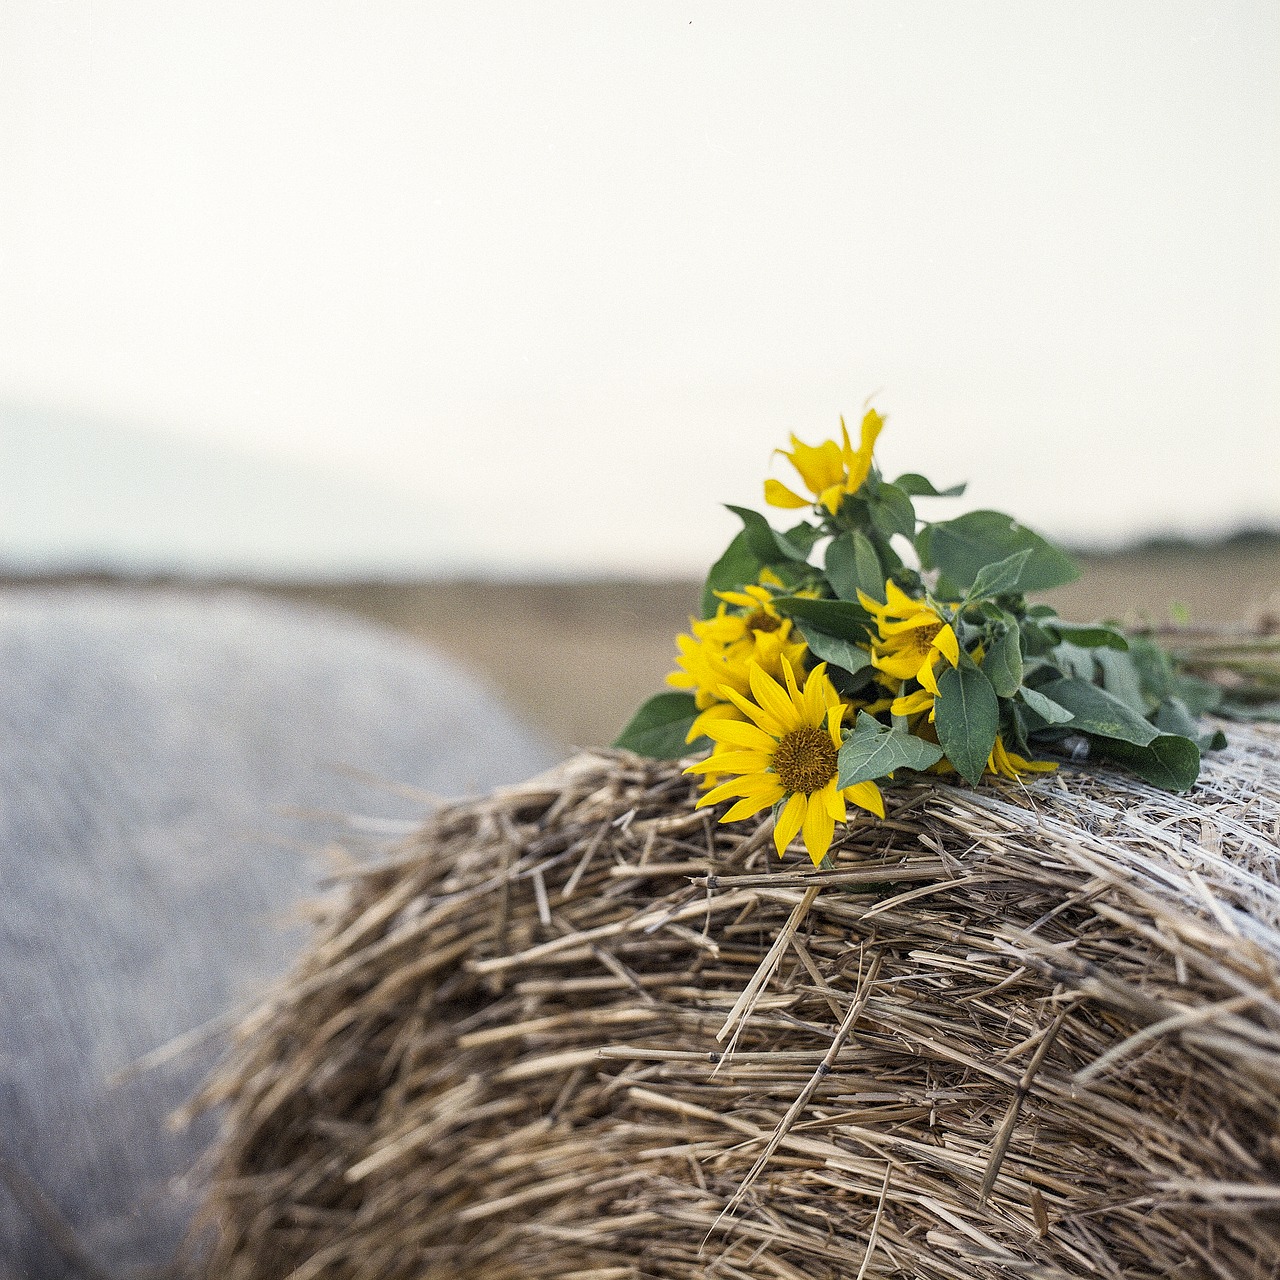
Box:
[194,723,1280,1279]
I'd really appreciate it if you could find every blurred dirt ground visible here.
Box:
[273,543,1279,751]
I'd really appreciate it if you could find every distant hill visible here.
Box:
[1072,528,1280,558]
[0,404,474,579]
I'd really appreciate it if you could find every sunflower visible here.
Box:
[685,657,885,866]
[987,736,1057,780]
[857,581,960,718]
[666,571,809,745]
[764,408,885,515]
[695,569,793,652]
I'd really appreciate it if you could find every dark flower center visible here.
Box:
[773,726,838,795]
[904,621,941,659]
[745,610,782,634]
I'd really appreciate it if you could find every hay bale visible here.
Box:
[198,724,1280,1279]
[0,587,557,1278]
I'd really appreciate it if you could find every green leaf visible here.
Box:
[1153,696,1227,751]
[1093,734,1201,792]
[1170,671,1224,716]
[772,595,873,642]
[1094,648,1149,715]
[934,664,1000,786]
[612,692,702,759]
[1216,697,1280,723]
[917,510,1079,592]
[700,529,763,618]
[826,662,879,700]
[837,711,944,787]
[823,532,858,601]
[982,626,1024,698]
[1051,640,1097,681]
[1021,619,1056,657]
[1007,702,1033,755]
[1037,677,1159,747]
[967,548,1034,600]
[826,531,884,603]
[725,505,813,566]
[893,472,966,498]
[1127,635,1217,716]
[868,483,917,540]
[783,520,825,555]
[797,626,874,678]
[975,601,1019,628]
[1019,686,1075,725]
[1049,621,1129,650]
[854,534,887,599]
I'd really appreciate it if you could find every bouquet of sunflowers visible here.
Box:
[615,410,1225,867]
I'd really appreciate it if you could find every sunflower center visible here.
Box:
[745,609,781,634]
[905,621,941,659]
[773,726,838,795]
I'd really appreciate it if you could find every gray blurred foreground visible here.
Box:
[0,588,557,1278]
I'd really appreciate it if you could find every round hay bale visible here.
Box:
[0,587,557,1279]
[199,724,1280,1279]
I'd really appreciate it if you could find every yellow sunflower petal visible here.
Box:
[703,718,776,751]
[991,737,1057,777]
[780,654,804,705]
[801,668,826,726]
[892,688,934,717]
[872,651,925,682]
[843,779,885,819]
[826,702,844,750]
[822,777,847,822]
[773,792,806,857]
[684,750,772,775]
[695,772,781,807]
[818,482,846,515]
[764,478,812,509]
[786,436,845,495]
[749,662,803,734]
[857,587,890,617]
[1013,754,1057,774]
[693,779,747,808]
[801,794,836,866]
[932,622,960,667]
[879,611,943,635]
[721,786,786,822]
[845,408,884,492]
[719,684,786,737]
[859,406,885,452]
[688,701,744,743]
[883,579,923,616]
[918,657,941,695]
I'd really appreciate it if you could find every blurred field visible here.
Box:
[274,542,1279,751]
[6,544,1274,753]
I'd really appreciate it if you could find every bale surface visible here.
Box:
[199,725,1280,1279]
[0,587,557,1279]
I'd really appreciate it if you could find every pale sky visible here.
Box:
[1,2,1277,575]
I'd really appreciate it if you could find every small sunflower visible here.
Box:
[764,408,885,515]
[987,736,1057,781]
[685,657,885,866]
[858,581,960,718]
[666,571,809,745]
[700,570,791,648]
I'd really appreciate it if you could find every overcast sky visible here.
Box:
[1,2,1277,575]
